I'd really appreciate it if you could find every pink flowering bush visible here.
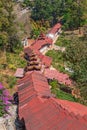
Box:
[0,83,12,117]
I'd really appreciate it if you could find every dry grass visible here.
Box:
[0,50,26,94]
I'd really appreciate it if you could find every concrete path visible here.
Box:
[53,45,65,52]
[0,105,17,130]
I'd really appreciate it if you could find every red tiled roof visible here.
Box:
[49,23,61,34]
[52,98,87,116]
[41,55,52,67]
[35,51,52,67]
[17,71,52,107]
[30,35,53,52]
[18,71,87,130]
[19,97,87,130]
[44,69,72,86]
[24,47,52,67]
[24,46,33,55]
[36,51,44,59]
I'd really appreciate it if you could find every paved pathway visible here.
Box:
[0,105,17,130]
[7,105,17,130]
[53,45,65,52]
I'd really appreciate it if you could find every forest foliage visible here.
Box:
[24,0,87,30]
[0,0,20,52]
[64,37,87,100]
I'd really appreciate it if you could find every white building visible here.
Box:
[46,23,62,44]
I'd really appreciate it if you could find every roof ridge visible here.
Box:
[17,71,33,84]
[30,71,38,96]
[48,98,77,121]
[50,98,87,119]
[30,71,52,101]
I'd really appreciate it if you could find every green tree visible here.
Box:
[25,0,62,26]
[0,0,9,50]
[0,0,20,52]
[31,0,52,22]
[65,37,87,99]
[63,0,85,30]
[24,0,34,7]
[25,0,86,29]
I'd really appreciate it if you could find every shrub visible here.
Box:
[6,52,26,70]
[46,50,67,73]
[7,76,17,89]
[49,80,58,89]
[55,35,71,47]
[8,64,16,70]
[56,89,76,102]
[49,80,76,102]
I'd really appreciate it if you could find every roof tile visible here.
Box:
[17,72,87,130]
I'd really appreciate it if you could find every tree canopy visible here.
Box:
[24,0,86,29]
[0,0,20,52]
[65,37,87,99]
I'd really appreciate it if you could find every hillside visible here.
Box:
[0,2,31,94]
[13,3,32,39]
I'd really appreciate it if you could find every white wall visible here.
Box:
[46,34,55,40]
[46,28,62,44]
[39,46,48,53]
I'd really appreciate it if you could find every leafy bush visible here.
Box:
[7,76,17,89]
[6,52,26,70]
[0,74,17,89]
[30,20,47,39]
[55,35,71,47]
[56,89,76,102]
[8,64,16,71]
[57,64,65,73]
[49,80,76,102]
[46,50,67,73]
[0,100,5,117]
[65,37,87,100]
[49,80,58,89]
[0,88,4,117]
